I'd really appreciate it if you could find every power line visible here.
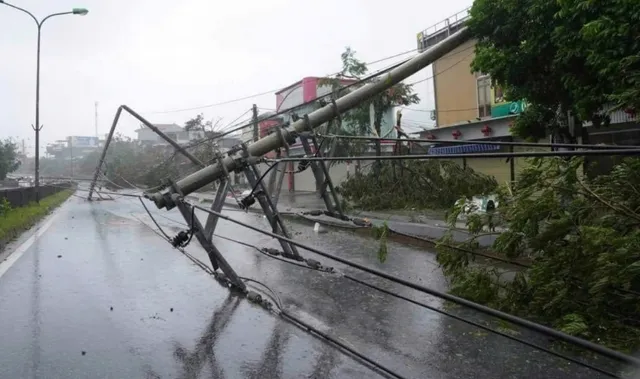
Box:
[190,202,640,367]
[89,182,629,376]
[254,45,474,140]
[163,57,413,150]
[46,184,144,199]
[401,107,433,113]
[342,275,618,378]
[266,149,640,163]
[134,203,407,379]
[316,134,640,150]
[218,109,253,132]
[141,47,421,116]
[406,46,476,86]
[142,211,607,377]
[402,106,480,113]
[139,196,171,240]
[144,90,276,115]
[102,44,474,173]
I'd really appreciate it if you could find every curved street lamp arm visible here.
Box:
[0,1,38,25]
[40,11,74,27]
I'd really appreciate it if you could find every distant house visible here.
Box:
[135,123,205,146]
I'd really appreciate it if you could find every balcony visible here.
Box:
[417,8,471,53]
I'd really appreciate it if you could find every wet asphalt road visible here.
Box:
[0,191,629,378]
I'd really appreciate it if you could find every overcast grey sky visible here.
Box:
[1,0,472,155]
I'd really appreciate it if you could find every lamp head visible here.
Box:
[72,8,88,15]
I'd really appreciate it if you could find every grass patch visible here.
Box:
[0,189,74,245]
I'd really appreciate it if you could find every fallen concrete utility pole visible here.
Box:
[148,27,471,209]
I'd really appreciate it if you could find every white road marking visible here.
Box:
[0,210,61,280]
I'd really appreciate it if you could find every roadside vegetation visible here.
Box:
[437,157,640,351]
[33,115,227,191]
[0,189,74,247]
[0,139,21,180]
[338,160,497,212]
[433,0,640,352]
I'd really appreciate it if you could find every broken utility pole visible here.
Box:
[92,27,471,291]
[147,27,471,210]
[87,105,204,200]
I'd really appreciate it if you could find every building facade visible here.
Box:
[413,9,639,185]
[46,136,100,160]
[135,123,205,146]
[251,76,401,191]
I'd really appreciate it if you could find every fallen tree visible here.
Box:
[337,160,498,211]
[437,157,640,351]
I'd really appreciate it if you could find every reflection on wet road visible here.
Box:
[0,194,627,378]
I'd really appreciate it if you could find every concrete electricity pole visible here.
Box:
[252,104,259,142]
[147,27,471,210]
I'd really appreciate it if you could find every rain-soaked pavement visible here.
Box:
[0,191,631,378]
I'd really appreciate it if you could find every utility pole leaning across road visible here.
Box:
[252,104,259,142]
[0,1,88,202]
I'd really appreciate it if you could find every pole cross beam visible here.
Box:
[299,114,345,219]
[168,180,246,292]
[238,145,301,259]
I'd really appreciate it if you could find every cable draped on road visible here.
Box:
[133,203,406,379]
[189,202,640,369]
[128,193,626,377]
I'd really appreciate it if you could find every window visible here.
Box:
[477,75,492,118]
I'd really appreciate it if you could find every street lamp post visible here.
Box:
[0,1,88,202]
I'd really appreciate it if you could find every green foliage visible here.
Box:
[468,0,640,140]
[0,198,11,217]
[437,157,640,350]
[339,160,498,211]
[318,47,419,169]
[0,189,73,243]
[372,221,390,263]
[0,139,21,180]
[72,127,215,190]
[184,113,212,132]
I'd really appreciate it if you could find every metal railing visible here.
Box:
[417,8,471,52]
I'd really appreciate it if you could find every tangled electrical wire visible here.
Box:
[237,136,326,211]
[104,187,638,379]
[132,200,406,378]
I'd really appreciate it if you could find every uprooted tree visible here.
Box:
[338,160,498,211]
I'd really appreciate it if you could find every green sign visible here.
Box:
[491,100,528,118]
